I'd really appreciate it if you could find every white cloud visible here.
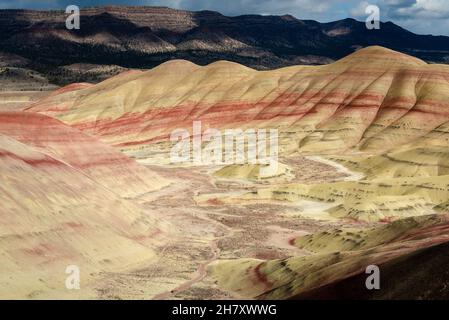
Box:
[350,1,371,17]
[170,0,333,16]
[384,0,449,18]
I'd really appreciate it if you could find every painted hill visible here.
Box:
[0,111,168,197]
[26,46,449,223]
[28,46,449,158]
[0,111,169,298]
[208,214,449,299]
[6,46,449,299]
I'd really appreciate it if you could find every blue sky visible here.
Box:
[1,0,449,36]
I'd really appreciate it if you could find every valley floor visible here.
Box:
[91,157,372,299]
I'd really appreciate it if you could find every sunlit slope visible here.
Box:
[27,46,449,158]
[0,112,168,197]
[201,145,449,222]
[0,133,167,299]
[0,91,49,111]
[23,46,449,300]
[329,146,449,179]
[215,173,449,222]
[214,162,295,182]
[208,214,449,299]
[293,214,446,253]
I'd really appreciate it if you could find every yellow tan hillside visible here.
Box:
[208,214,449,299]
[27,46,449,159]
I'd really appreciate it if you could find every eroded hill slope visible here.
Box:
[0,111,169,298]
[28,46,449,159]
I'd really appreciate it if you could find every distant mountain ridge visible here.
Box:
[2,6,449,87]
